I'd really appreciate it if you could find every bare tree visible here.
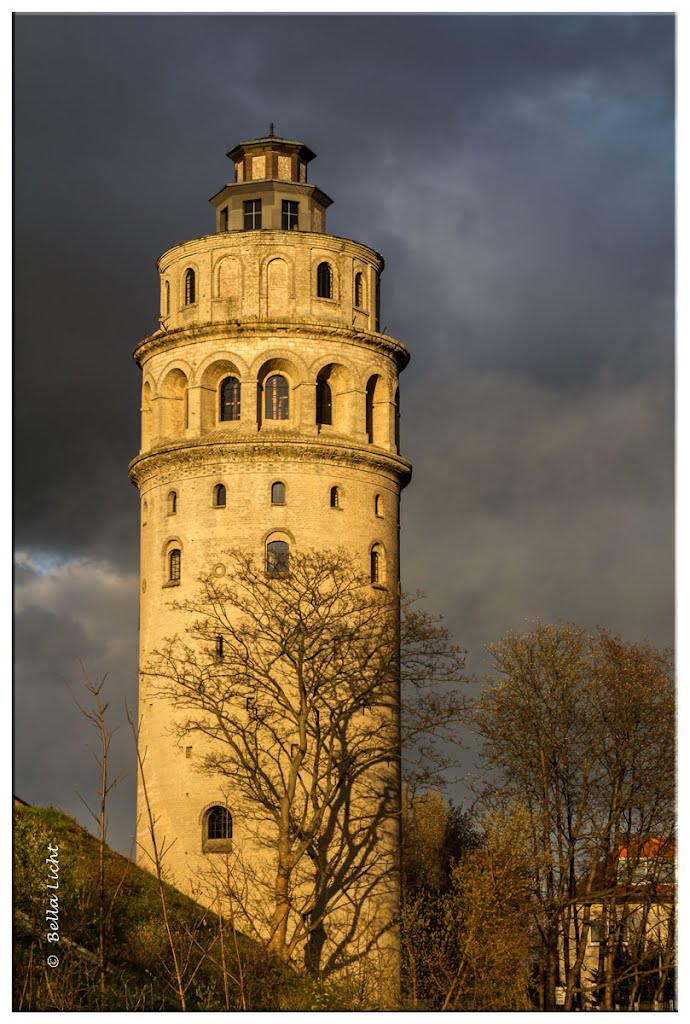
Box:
[474,622,675,1011]
[144,548,468,978]
[400,595,470,795]
[127,704,188,1010]
[70,668,123,996]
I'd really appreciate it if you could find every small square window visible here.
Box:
[282,200,299,230]
[244,199,262,230]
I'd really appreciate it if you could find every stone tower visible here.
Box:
[129,130,412,990]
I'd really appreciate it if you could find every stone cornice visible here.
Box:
[133,318,410,370]
[129,434,413,489]
[209,181,333,210]
[157,230,383,274]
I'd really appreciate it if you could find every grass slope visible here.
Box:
[13,803,320,1011]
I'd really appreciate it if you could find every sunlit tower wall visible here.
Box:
[128,130,412,988]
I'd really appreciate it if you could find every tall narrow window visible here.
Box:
[394,387,400,451]
[330,486,339,509]
[164,280,170,316]
[266,540,289,575]
[375,273,381,331]
[207,806,232,841]
[169,548,181,583]
[370,546,381,585]
[220,376,241,421]
[215,635,224,659]
[354,272,364,308]
[244,199,262,230]
[366,379,376,443]
[375,494,383,517]
[265,375,289,420]
[184,269,196,305]
[213,484,226,508]
[220,206,229,231]
[271,481,286,504]
[316,377,332,426]
[168,490,177,515]
[317,262,332,299]
[282,200,299,230]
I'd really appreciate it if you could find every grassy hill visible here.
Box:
[13,803,341,1011]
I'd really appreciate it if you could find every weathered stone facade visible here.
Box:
[129,132,411,996]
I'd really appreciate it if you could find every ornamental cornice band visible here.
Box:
[157,229,384,272]
[133,318,409,369]
[129,435,412,488]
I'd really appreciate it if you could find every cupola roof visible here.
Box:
[227,124,316,165]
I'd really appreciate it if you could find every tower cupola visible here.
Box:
[209,124,332,233]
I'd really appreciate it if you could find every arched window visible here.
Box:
[316,376,332,426]
[169,548,181,583]
[168,490,177,515]
[370,544,383,585]
[317,262,332,299]
[265,374,289,420]
[213,484,226,508]
[365,379,376,443]
[220,376,241,421]
[205,805,232,845]
[266,540,289,575]
[271,481,286,504]
[330,486,339,509]
[375,494,383,517]
[164,280,170,316]
[354,272,364,308]
[184,268,196,305]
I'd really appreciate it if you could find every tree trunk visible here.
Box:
[304,916,327,976]
[268,801,292,959]
[544,922,560,1011]
[602,912,615,1010]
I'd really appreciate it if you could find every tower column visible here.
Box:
[240,378,258,430]
[130,131,412,1005]
[186,384,204,436]
[298,381,317,433]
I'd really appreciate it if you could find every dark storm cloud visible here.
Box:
[401,366,673,674]
[14,554,139,848]
[13,14,674,851]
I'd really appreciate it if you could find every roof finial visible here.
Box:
[268,121,275,137]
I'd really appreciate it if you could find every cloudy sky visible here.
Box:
[14,13,674,854]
